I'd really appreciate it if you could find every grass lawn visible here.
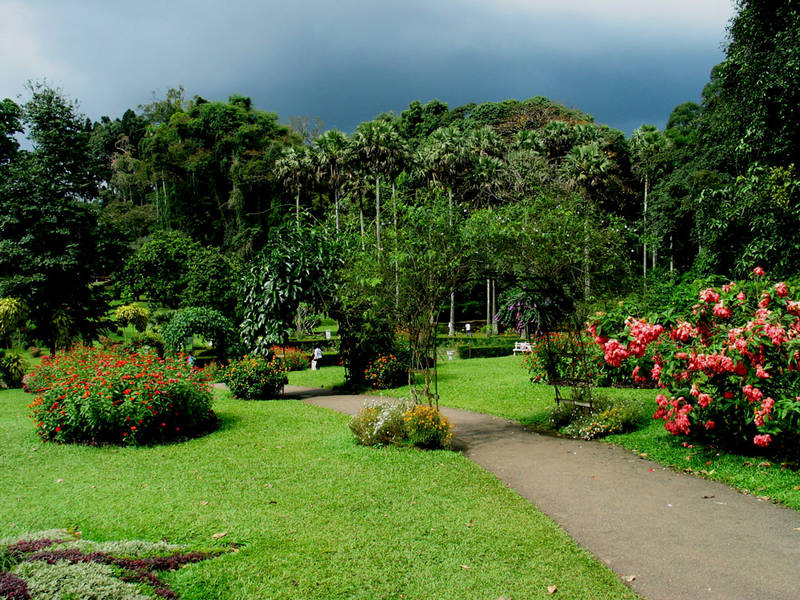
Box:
[0,387,637,599]
[289,355,800,511]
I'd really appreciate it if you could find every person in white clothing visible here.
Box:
[311,347,323,370]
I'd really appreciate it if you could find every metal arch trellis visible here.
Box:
[512,277,595,410]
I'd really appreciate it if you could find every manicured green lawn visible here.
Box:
[290,355,645,427]
[290,355,800,511]
[0,387,636,599]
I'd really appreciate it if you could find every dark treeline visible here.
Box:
[1,0,799,352]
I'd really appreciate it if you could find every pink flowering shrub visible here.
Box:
[522,332,636,387]
[588,268,800,452]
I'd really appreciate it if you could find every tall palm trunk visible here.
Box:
[643,174,648,278]
[448,188,455,336]
[491,279,498,335]
[295,191,300,231]
[332,165,340,233]
[393,182,399,302]
[486,279,491,335]
[375,174,381,257]
[359,197,365,251]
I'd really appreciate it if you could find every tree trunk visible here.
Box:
[333,182,339,233]
[643,174,648,278]
[162,179,169,230]
[491,279,498,335]
[670,235,674,272]
[359,201,365,251]
[448,188,455,337]
[295,191,300,231]
[449,292,455,337]
[393,182,399,302]
[375,174,381,256]
[486,279,491,335]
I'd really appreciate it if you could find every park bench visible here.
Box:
[513,341,533,354]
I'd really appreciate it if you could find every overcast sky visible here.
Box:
[1,0,735,135]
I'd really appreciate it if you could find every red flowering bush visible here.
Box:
[588,268,800,452]
[26,346,216,446]
[363,353,407,389]
[268,346,310,371]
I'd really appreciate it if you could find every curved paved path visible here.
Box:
[285,385,800,600]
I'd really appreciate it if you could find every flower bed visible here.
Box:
[349,398,453,449]
[588,268,800,453]
[26,346,216,446]
[268,346,310,371]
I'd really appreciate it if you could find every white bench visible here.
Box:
[513,341,533,354]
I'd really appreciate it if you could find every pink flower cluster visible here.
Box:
[587,267,800,449]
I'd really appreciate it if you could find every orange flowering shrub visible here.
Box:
[26,346,215,446]
[363,353,407,389]
[404,404,453,449]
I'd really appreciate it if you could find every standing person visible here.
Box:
[311,346,323,370]
[465,323,472,336]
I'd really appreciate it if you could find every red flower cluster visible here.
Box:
[27,346,215,445]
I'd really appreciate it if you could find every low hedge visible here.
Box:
[455,344,515,359]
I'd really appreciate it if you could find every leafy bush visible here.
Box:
[125,330,165,357]
[0,351,28,388]
[26,346,216,445]
[349,398,412,446]
[224,354,288,400]
[0,297,28,344]
[120,231,199,308]
[269,346,309,371]
[455,344,514,359]
[148,308,175,329]
[120,231,239,320]
[588,268,800,452]
[404,404,453,449]
[364,353,407,388]
[113,303,149,332]
[162,306,239,360]
[551,395,646,440]
[349,399,453,449]
[181,246,241,320]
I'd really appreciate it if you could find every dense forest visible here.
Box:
[1,0,798,377]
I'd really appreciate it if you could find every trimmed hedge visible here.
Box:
[455,344,515,359]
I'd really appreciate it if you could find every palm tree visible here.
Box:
[274,145,312,229]
[631,124,670,276]
[464,127,507,334]
[313,129,350,233]
[420,126,469,335]
[352,120,407,257]
[538,120,575,161]
[561,141,612,298]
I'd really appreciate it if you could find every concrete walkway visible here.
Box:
[285,385,800,600]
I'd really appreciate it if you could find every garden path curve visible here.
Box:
[285,385,800,600]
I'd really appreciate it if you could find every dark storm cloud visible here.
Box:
[1,0,733,134]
